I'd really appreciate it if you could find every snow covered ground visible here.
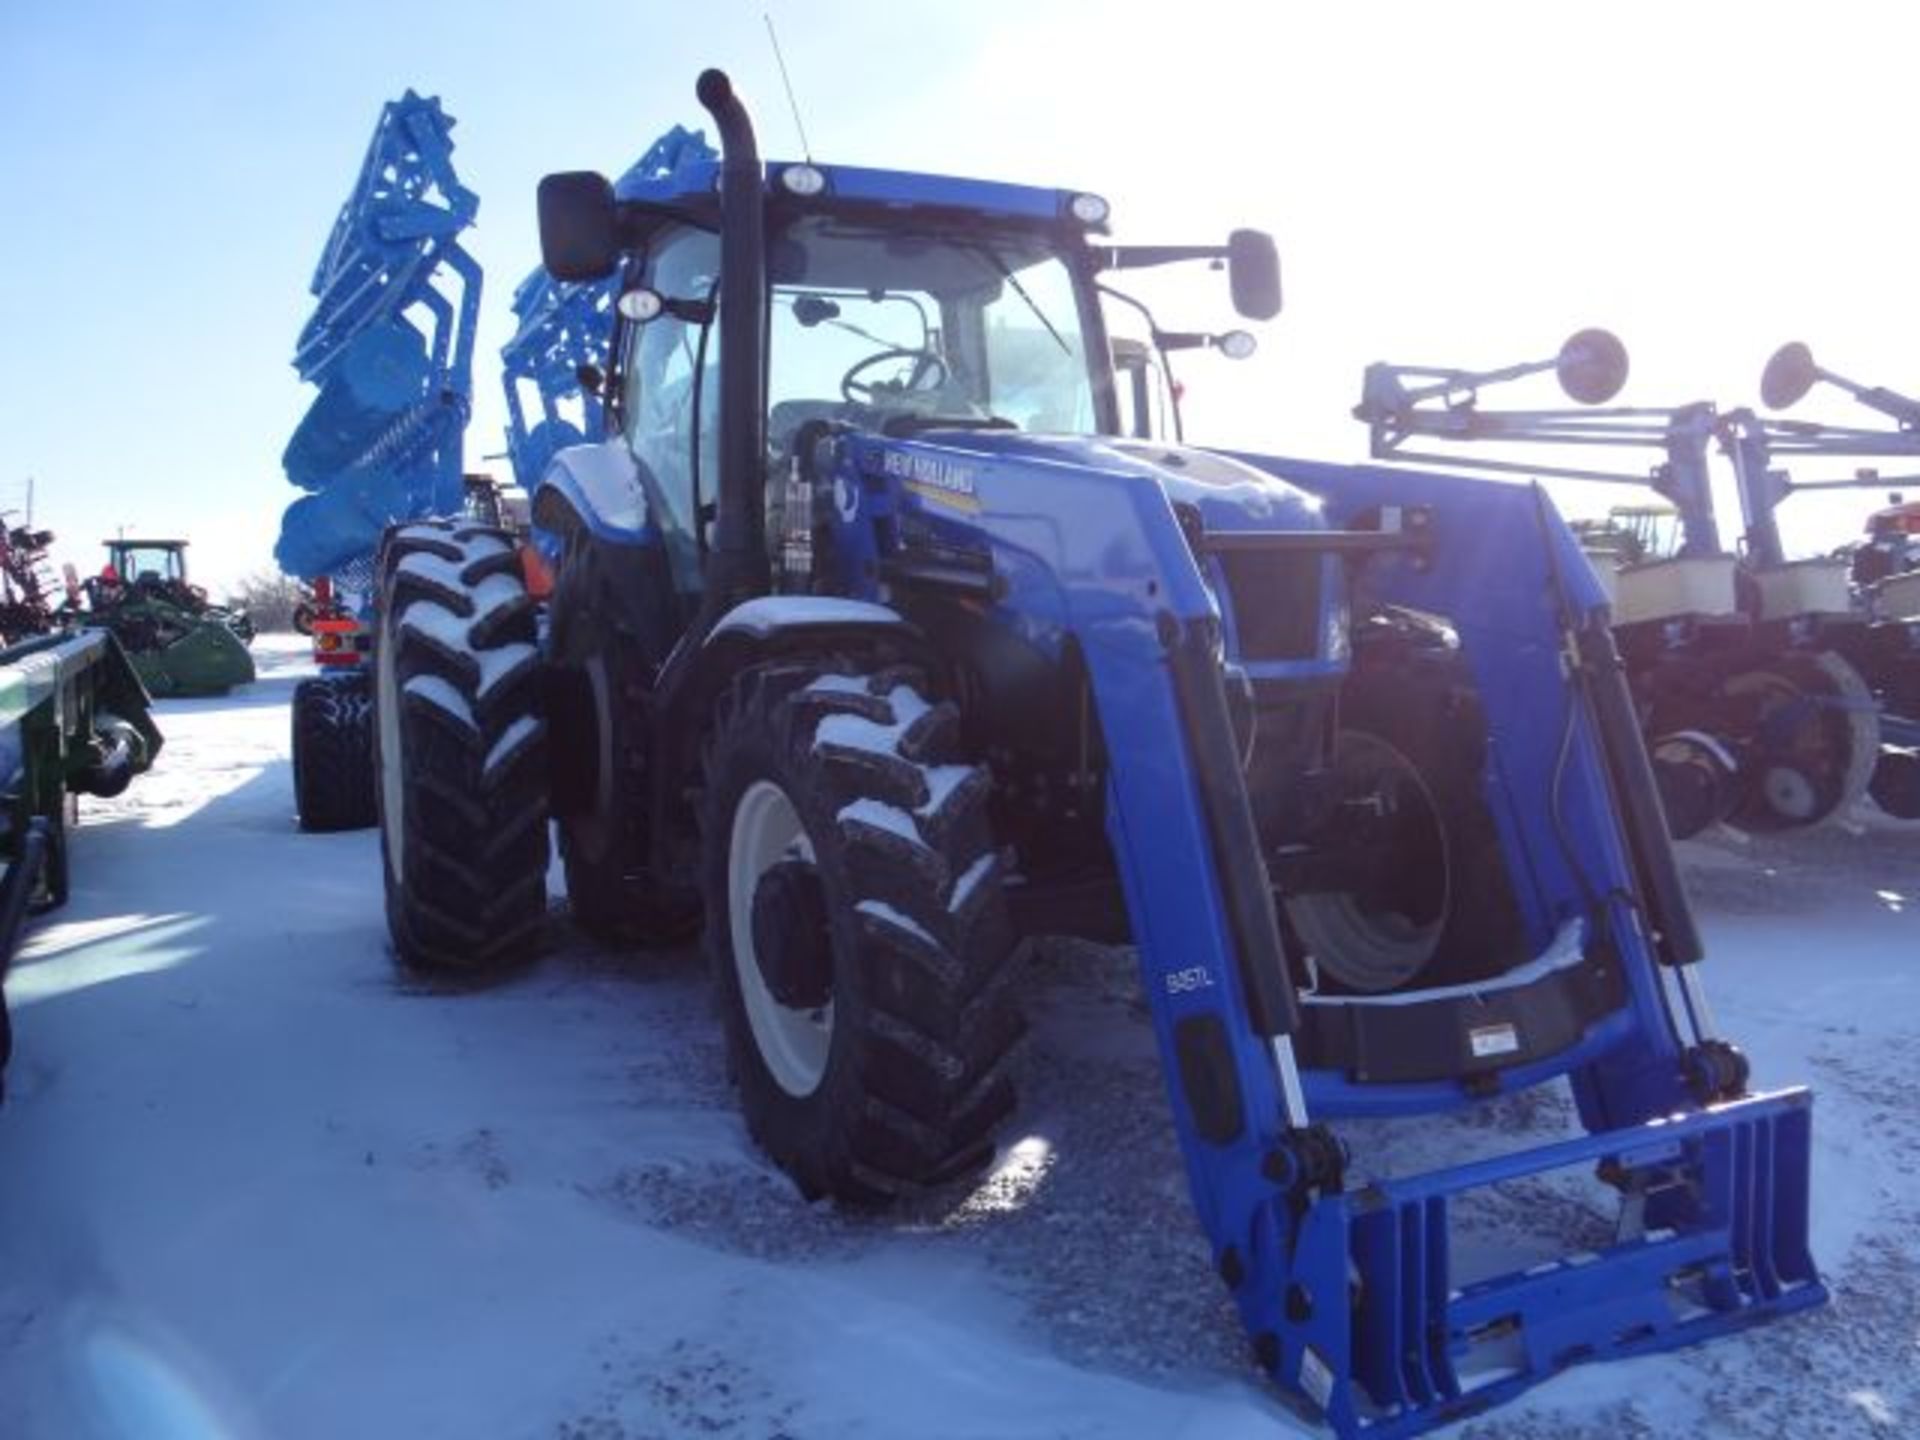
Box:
[0,635,1912,1439]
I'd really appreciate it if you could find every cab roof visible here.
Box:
[612,158,1106,232]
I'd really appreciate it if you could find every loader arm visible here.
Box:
[815,428,1822,1434]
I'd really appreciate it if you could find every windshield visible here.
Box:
[111,545,186,584]
[767,216,1099,450]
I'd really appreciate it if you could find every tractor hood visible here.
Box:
[911,429,1329,537]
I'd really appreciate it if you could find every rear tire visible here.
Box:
[292,671,376,832]
[700,662,1023,1203]
[374,521,549,972]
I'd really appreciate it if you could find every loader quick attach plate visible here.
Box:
[1266,1088,1825,1438]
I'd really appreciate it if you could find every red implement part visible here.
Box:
[311,617,369,668]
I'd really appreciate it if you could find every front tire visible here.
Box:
[1285,667,1525,992]
[547,541,697,944]
[292,671,376,832]
[700,662,1022,1203]
[374,521,549,972]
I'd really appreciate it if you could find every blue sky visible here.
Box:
[5,0,1918,593]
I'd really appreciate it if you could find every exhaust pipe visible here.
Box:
[695,68,770,610]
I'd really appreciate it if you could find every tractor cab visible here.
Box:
[101,538,200,611]
[537,144,1279,608]
[1573,502,1686,566]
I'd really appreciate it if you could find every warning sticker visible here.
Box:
[1298,1345,1335,1409]
[1469,1022,1521,1059]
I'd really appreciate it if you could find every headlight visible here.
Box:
[1068,192,1110,226]
[616,287,665,323]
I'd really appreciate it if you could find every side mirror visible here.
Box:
[538,171,620,283]
[1227,229,1282,321]
[1556,327,1629,405]
[1761,341,1818,411]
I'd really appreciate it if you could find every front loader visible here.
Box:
[371,70,1824,1436]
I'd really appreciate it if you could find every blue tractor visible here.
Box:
[370,70,1824,1436]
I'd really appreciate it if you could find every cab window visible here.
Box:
[621,226,721,595]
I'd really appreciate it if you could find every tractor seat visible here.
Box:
[768,399,848,462]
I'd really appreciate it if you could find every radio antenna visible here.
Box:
[763,13,814,163]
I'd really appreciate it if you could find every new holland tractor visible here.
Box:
[371,71,1823,1437]
[1356,335,1886,838]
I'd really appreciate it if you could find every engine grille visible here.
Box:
[1218,550,1322,661]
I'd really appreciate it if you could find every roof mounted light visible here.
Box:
[780,163,827,197]
[1068,192,1110,226]
[1217,329,1258,361]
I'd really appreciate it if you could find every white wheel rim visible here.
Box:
[728,779,832,1097]
[377,631,405,883]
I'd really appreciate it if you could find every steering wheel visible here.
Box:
[840,347,950,404]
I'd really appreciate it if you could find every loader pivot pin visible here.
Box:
[1262,1124,1348,1197]
[1683,1038,1751,1104]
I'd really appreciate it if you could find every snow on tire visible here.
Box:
[701,662,1023,1203]
[374,520,549,972]
[292,671,376,833]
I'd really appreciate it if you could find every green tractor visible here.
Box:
[75,540,256,697]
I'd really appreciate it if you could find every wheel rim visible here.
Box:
[728,780,833,1097]
[377,631,405,882]
[1284,729,1450,992]
[1721,652,1879,830]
